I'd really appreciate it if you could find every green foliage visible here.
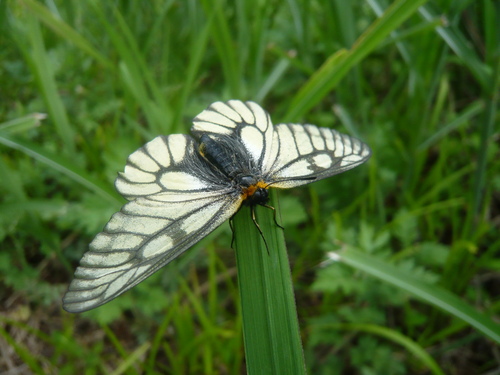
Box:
[233,192,306,374]
[1,0,498,374]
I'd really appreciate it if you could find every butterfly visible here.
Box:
[63,100,371,313]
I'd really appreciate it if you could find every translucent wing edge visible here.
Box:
[63,194,242,313]
[266,123,371,188]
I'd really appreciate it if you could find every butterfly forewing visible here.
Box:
[115,134,223,199]
[63,134,242,313]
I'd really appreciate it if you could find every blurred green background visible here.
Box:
[1,0,499,374]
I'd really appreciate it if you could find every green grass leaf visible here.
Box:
[419,4,492,91]
[232,190,306,375]
[309,323,445,375]
[0,132,120,205]
[334,247,500,344]
[13,15,76,154]
[19,0,114,69]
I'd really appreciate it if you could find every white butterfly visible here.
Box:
[63,100,371,312]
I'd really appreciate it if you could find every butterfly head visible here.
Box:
[239,176,269,206]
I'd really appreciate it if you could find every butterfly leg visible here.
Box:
[262,204,284,230]
[250,206,270,256]
[229,216,236,249]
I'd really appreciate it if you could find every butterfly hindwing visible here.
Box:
[264,123,371,188]
[191,100,275,172]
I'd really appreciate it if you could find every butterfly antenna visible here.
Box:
[264,176,316,189]
[250,206,270,255]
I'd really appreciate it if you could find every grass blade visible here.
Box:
[233,190,306,374]
[468,58,500,233]
[172,18,213,127]
[418,100,484,151]
[310,323,445,375]
[332,248,500,344]
[0,132,121,205]
[86,2,171,134]
[110,342,150,375]
[419,4,491,90]
[255,58,291,103]
[201,0,241,98]
[17,15,75,153]
[0,113,46,133]
[19,0,113,68]
[0,325,46,374]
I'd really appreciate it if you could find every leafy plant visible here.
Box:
[0,0,498,374]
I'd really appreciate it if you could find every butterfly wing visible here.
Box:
[191,101,370,188]
[191,100,276,171]
[63,135,242,313]
[64,102,371,312]
[265,123,371,188]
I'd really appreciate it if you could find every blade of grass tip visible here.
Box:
[351,324,445,375]
[332,248,500,344]
[0,113,47,134]
[109,342,150,375]
[232,190,306,375]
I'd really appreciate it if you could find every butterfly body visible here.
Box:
[63,100,371,313]
[199,133,270,207]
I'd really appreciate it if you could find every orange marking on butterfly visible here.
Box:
[241,181,268,200]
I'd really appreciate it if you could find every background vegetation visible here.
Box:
[1,0,498,374]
